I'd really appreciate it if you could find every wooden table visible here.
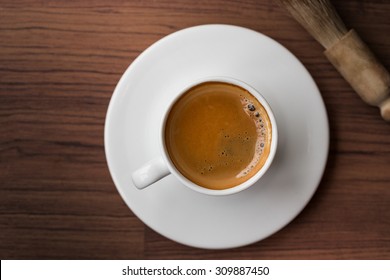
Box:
[1,0,389,259]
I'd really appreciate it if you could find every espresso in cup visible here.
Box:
[165,81,272,190]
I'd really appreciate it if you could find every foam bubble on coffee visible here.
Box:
[236,97,268,178]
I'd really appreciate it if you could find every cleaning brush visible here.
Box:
[276,0,390,121]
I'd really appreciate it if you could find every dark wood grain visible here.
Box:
[0,0,389,259]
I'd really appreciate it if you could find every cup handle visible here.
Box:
[131,157,170,189]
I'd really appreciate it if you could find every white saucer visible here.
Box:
[105,24,329,249]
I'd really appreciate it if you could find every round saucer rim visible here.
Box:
[104,24,330,249]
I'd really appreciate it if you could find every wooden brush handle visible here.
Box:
[324,29,390,121]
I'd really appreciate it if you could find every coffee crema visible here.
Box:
[164,82,272,190]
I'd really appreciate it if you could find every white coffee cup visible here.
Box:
[131,76,278,195]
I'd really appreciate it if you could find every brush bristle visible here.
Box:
[276,0,348,49]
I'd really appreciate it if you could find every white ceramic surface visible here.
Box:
[105,24,329,249]
[131,76,278,196]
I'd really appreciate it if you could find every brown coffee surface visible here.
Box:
[165,82,272,190]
